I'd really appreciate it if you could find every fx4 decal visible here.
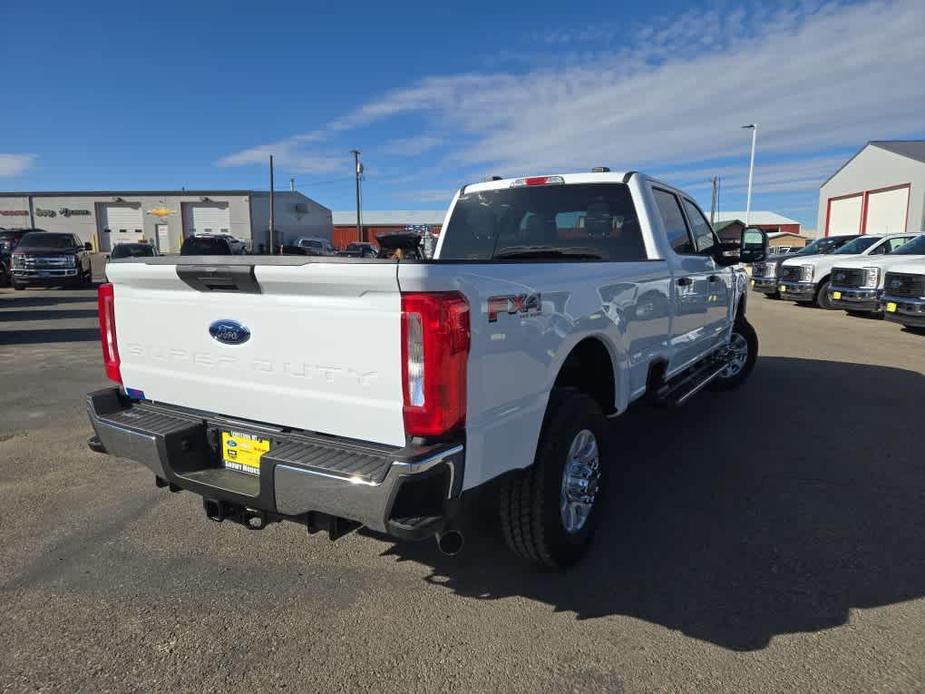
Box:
[487,293,542,322]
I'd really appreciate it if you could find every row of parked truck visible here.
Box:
[751,232,925,332]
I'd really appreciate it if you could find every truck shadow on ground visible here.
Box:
[0,289,100,344]
[0,308,98,321]
[0,290,98,309]
[378,357,925,652]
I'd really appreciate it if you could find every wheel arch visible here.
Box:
[552,336,618,416]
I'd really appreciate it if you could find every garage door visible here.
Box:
[864,187,909,234]
[100,204,144,250]
[827,195,862,235]
[184,204,230,236]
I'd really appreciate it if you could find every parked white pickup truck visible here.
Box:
[828,234,925,314]
[86,170,767,567]
[881,259,925,331]
[778,232,920,309]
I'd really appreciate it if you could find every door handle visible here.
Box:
[677,277,693,286]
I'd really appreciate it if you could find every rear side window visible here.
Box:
[681,198,716,253]
[885,236,916,253]
[439,183,646,261]
[652,188,694,254]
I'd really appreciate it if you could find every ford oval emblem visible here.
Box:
[209,319,251,345]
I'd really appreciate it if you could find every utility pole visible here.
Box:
[351,149,363,243]
[269,155,275,254]
[290,177,295,193]
[710,176,719,224]
[742,124,758,225]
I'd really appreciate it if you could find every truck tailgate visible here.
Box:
[105,259,406,446]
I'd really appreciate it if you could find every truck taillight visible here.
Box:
[97,283,122,384]
[401,292,469,437]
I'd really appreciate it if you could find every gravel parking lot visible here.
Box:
[0,287,922,692]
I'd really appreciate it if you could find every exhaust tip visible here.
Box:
[203,498,224,522]
[436,530,464,556]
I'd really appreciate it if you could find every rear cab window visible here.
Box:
[438,182,647,261]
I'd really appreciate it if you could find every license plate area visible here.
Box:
[221,430,271,476]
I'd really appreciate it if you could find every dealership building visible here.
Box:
[819,140,925,236]
[0,190,331,252]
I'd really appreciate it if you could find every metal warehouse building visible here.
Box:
[818,140,925,236]
[0,190,331,253]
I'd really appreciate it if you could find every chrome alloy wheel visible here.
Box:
[560,429,601,534]
[720,331,749,379]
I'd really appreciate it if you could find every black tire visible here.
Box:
[11,279,25,291]
[499,390,609,569]
[709,317,758,391]
[815,280,834,309]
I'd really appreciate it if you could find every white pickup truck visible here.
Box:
[86,170,767,568]
[881,259,925,331]
[777,232,920,309]
[827,234,925,314]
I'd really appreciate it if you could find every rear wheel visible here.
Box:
[709,317,758,391]
[500,390,609,569]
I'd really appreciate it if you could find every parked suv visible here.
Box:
[180,235,233,255]
[827,234,925,314]
[751,235,857,300]
[109,242,160,260]
[777,233,918,309]
[293,237,335,256]
[10,231,92,289]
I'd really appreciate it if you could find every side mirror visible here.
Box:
[84,242,93,251]
[739,227,768,263]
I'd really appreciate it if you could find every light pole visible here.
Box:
[742,124,757,225]
[268,154,275,254]
[351,150,363,243]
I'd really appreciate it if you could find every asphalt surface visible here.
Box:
[0,285,923,693]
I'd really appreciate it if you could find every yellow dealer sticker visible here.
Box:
[832,291,842,300]
[222,431,270,475]
[886,302,898,313]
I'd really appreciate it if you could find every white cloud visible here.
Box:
[378,135,443,156]
[655,153,852,193]
[221,0,925,204]
[216,137,347,174]
[0,154,36,177]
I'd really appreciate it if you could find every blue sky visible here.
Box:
[1,0,923,228]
